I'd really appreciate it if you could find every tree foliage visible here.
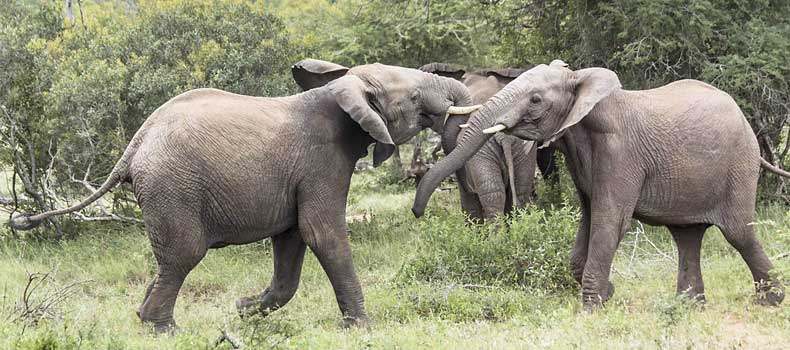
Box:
[0,0,301,236]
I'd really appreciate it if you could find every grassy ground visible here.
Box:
[0,166,789,349]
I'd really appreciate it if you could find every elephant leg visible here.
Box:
[570,195,591,284]
[236,227,306,317]
[468,157,507,220]
[136,276,158,319]
[718,220,784,306]
[459,182,484,224]
[582,177,639,310]
[478,190,506,220]
[512,142,538,207]
[667,224,707,302]
[138,223,207,333]
[297,186,370,327]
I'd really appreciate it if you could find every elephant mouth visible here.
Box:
[504,121,542,140]
[395,124,424,144]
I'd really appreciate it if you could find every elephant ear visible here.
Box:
[419,62,466,81]
[484,67,529,80]
[328,75,395,167]
[543,68,621,146]
[291,59,349,91]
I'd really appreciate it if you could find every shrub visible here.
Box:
[398,203,579,292]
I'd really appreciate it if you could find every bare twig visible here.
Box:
[214,329,244,349]
[772,252,790,260]
[9,270,93,327]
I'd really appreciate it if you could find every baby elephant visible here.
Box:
[10,59,476,332]
[414,62,790,310]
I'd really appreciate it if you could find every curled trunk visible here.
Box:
[412,92,512,216]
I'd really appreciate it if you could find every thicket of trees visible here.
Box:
[1,0,788,237]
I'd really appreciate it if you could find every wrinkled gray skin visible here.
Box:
[419,63,537,221]
[414,63,790,310]
[9,59,472,332]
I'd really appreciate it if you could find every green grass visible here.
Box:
[1,167,789,349]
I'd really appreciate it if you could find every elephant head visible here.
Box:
[293,59,477,166]
[412,60,621,216]
[418,63,533,152]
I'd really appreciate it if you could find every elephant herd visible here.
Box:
[9,57,790,333]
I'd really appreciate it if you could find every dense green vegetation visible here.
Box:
[1,0,789,348]
[0,169,789,348]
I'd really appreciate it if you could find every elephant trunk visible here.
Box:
[440,113,472,193]
[442,76,473,112]
[412,90,516,217]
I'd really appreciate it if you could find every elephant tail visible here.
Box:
[760,157,790,178]
[9,126,147,231]
[501,138,519,208]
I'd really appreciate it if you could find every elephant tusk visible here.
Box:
[550,59,569,68]
[483,124,507,134]
[459,124,469,128]
[447,105,481,115]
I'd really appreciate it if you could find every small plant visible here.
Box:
[398,202,580,292]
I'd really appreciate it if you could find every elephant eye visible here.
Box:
[530,95,542,104]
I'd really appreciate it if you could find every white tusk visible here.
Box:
[482,124,506,134]
[459,124,469,128]
[447,105,482,115]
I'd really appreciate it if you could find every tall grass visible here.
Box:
[0,163,789,349]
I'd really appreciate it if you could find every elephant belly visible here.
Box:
[204,180,299,247]
[633,164,741,226]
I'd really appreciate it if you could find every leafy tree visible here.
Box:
[0,0,302,237]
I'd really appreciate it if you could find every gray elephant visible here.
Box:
[9,59,475,332]
[413,61,790,309]
[419,63,538,221]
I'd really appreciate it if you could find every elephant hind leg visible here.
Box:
[718,220,784,306]
[667,224,707,302]
[138,221,208,333]
[236,227,306,318]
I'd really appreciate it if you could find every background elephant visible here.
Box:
[9,59,473,332]
[419,63,539,221]
[414,62,790,309]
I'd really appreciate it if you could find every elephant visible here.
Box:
[9,59,476,332]
[418,62,538,221]
[413,61,790,310]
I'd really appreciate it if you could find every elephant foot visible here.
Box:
[137,309,178,335]
[140,318,177,335]
[677,289,706,305]
[236,295,273,319]
[582,281,615,312]
[754,280,784,306]
[342,314,372,330]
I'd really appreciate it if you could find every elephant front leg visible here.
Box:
[512,140,538,207]
[570,196,591,284]
[298,188,370,327]
[468,157,507,220]
[459,184,484,224]
[581,175,640,310]
[237,227,306,318]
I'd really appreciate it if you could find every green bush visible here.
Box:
[398,203,579,292]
